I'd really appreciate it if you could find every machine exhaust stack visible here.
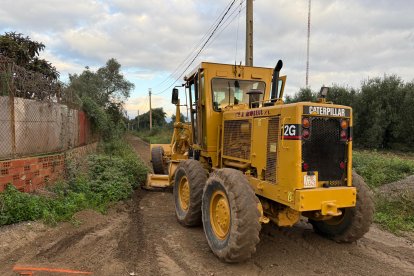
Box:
[271,60,283,102]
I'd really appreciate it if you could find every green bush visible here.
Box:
[132,127,172,144]
[0,139,148,226]
[0,186,46,225]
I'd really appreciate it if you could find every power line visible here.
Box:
[206,1,246,51]
[234,0,243,63]
[153,0,237,90]
[153,0,237,95]
[154,1,241,94]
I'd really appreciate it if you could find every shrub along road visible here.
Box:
[0,135,413,275]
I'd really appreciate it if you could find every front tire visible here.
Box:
[202,169,261,262]
[173,160,208,226]
[151,146,167,174]
[310,172,374,242]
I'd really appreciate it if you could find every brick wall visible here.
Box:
[0,142,98,193]
[0,154,65,192]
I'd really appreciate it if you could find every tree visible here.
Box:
[96,58,133,105]
[326,85,358,107]
[136,108,167,129]
[68,59,133,108]
[354,75,405,148]
[396,80,414,149]
[282,76,414,151]
[170,113,187,127]
[65,59,134,140]
[285,87,317,103]
[0,32,59,79]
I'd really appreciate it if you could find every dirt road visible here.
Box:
[1,135,413,275]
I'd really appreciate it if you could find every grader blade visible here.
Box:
[144,173,170,189]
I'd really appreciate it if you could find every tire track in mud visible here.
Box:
[0,135,413,275]
[358,241,414,274]
[128,135,414,276]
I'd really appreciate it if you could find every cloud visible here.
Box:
[0,0,107,32]
[0,0,413,109]
[124,94,181,120]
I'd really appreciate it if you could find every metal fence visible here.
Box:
[0,97,96,161]
[0,55,95,161]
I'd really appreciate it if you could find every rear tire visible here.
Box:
[151,146,167,174]
[202,169,261,262]
[310,172,374,242]
[173,160,208,226]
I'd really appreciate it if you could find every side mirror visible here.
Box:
[171,88,179,104]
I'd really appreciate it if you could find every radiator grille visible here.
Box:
[302,117,347,184]
[265,116,280,183]
[223,120,251,160]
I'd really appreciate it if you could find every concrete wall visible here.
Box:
[0,97,12,159]
[0,96,94,160]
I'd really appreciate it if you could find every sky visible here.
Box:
[1,0,413,118]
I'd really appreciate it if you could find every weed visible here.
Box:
[353,150,414,188]
[353,150,414,234]
[0,139,148,226]
[374,191,414,233]
[132,127,172,144]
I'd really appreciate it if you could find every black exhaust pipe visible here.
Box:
[271,60,283,102]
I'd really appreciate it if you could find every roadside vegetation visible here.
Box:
[133,127,173,144]
[0,32,148,226]
[353,150,414,188]
[353,150,414,234]
[0,140,148,226]
[131,108,185,144]
[287,75,414,151]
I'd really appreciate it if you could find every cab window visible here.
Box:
[211,78,266,111]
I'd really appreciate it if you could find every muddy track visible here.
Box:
[0,135,413,275]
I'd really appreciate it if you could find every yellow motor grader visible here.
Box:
[146,60,374,262]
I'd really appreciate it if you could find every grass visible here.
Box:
[353,150,414,188]
[353,150,414,234]
[132,127,172,144]
[374,192,414,233]
[0,139,148,226]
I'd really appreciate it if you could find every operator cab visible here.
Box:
[212,79,266,111]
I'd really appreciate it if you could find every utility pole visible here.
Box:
[137,110,140,129]
[306,0,311,88]
[149,88,152,130]
[245,0,253,66]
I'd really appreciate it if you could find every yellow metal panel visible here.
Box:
[251,118,268,178]
[200,62,274,164]
[216,71,228,77]
[247,176,292,205]
[251,73,263,79]
[222,155,250,163]
[294,187,356,212]
[146,174,170,188]
[168,161,180,184]
[277,105,302,190]
[347,111,353,187]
